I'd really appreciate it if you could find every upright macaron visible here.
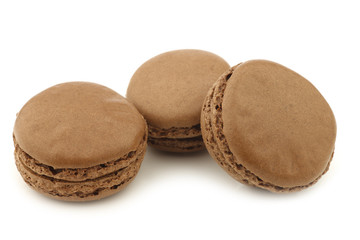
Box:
[201,60,336,192]
[14,82,147,201]
[127,49,230,152]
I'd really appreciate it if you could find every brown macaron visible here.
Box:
[201,60,336,192]
[127,49,230,152]
[14,82,147,201]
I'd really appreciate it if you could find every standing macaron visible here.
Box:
[14,82,147,201]
[127,49,230,152]
[201,60,336,192]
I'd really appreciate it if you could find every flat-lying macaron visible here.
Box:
[201,60,336,192]
[13,82,147,201]
[127,49,230,152]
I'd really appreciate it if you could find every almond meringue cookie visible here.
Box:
[127,49,230,152]
[14,82,147,201]
[201,60,336,192]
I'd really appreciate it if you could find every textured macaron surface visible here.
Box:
[126,49,230,129]
[14,137,146,201]
[14,82,146,168]
[220,60,336,188]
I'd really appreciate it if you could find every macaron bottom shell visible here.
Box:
[14,134,147,201]
[147,124,205,152]
[148,135,204,153]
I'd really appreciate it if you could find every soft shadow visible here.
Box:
[238,183,307,199]
[136,146,222,181]
[30,145,310,206]
[129,146,311,200]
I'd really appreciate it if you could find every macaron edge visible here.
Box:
[14,129,148,201]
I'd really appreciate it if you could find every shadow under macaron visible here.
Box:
[138,146,311,199]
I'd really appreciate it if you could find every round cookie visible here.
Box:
[201,60,336,192]
[13,82,147,201]
[127,49,230,152]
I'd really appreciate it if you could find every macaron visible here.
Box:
[127,49,230,152]
[13,82,147,201]
[201,60,336,192]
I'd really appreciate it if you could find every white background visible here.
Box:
[0,1,359,239]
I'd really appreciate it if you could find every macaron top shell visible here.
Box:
[222,60,336,187]
[127,49,230,129]
[14,82,146,168]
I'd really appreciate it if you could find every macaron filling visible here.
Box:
[148,135,204,152]
[148,124,201,139]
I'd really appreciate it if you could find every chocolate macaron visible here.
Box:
[127,49,230,152]
[14,82,147,201]
[201,60,336,192]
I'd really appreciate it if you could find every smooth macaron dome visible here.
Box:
[14,82,147,201]
[201,60,336,192]
[127,49,230,152]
